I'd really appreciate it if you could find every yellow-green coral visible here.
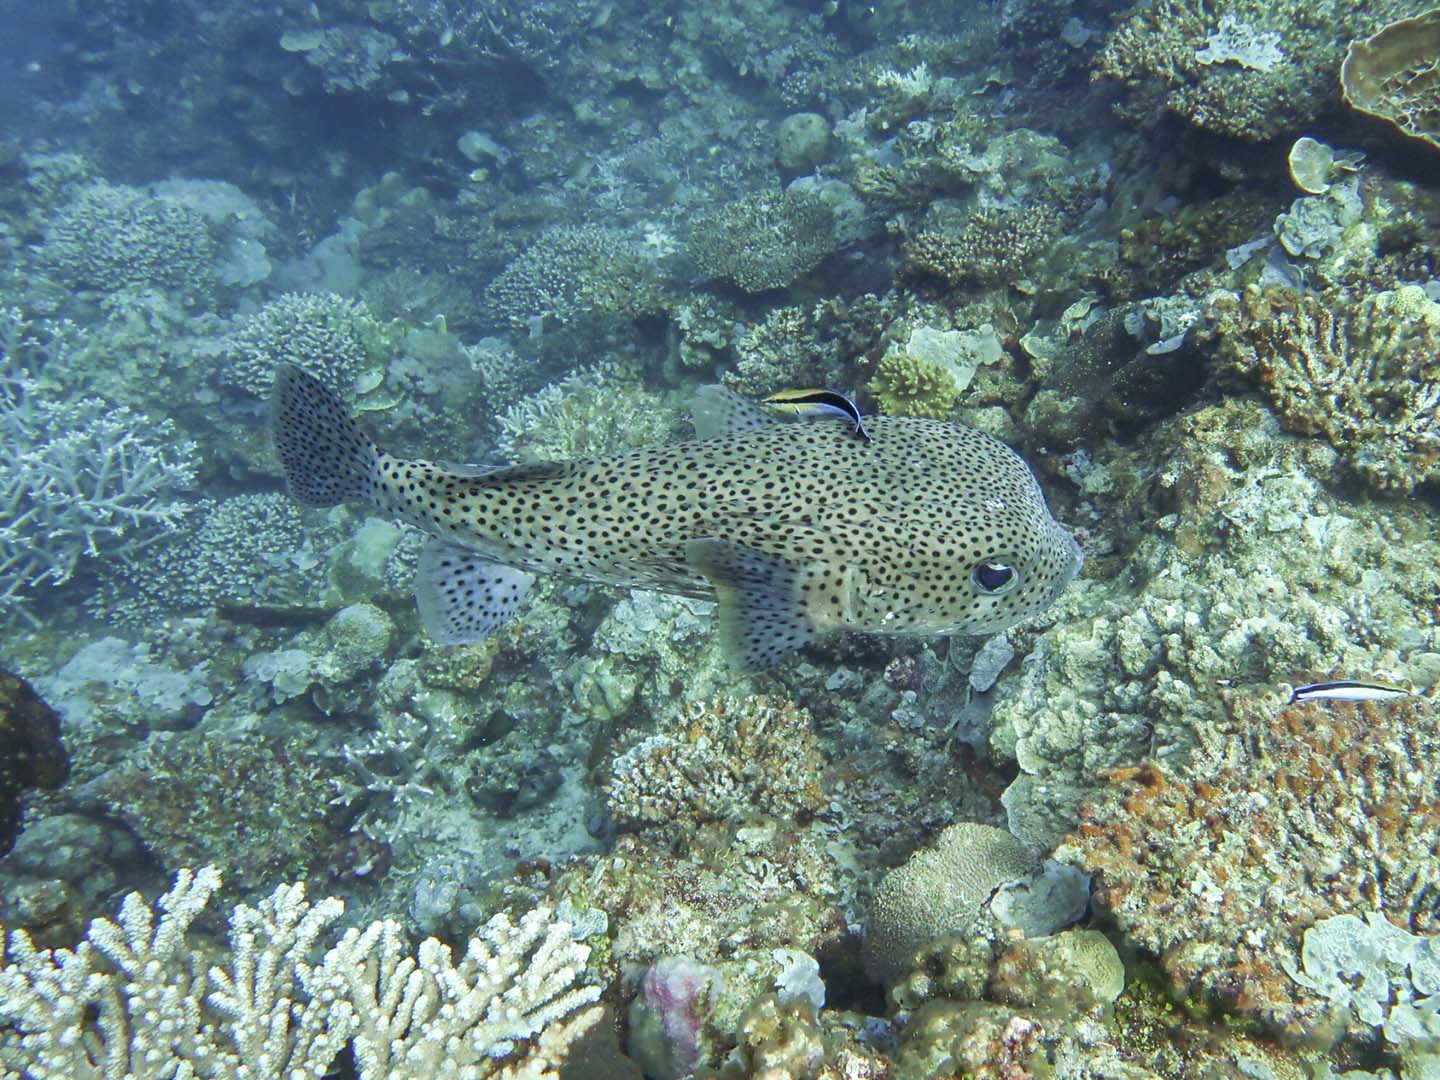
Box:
[867,349,962,419]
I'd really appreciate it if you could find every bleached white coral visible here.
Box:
[1194,15,1284,72]
[0,868,603,1080]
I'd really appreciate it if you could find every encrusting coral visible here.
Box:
[1060,692,1440,1041]
[0,866,603,1079]
[1211,283,1440,493]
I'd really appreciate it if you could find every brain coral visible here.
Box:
[1212,283,1440,493]
[863,821,1037,984]
[1060,693,1440,1040]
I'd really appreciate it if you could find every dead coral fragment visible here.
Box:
[1061,695,1440,1039]
[1342,6,1440,151]
[1212,284,1440,493]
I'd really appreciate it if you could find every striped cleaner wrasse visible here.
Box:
[762,387,871,442]
[271,368,1083,670]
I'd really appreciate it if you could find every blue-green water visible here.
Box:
[2,1,1439,1077]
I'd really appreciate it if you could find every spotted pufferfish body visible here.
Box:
[273,367,1082,669]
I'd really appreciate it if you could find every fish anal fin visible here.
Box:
[415,538,536,645]
[685,538,819,671]
[689,385,781,439]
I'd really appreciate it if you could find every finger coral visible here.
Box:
[1060,692,1440,1040]
[1212,283,1440,493]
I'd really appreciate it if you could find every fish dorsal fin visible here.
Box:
[685,538,816,670]
[689,385,780,439]
[415,538,536,644]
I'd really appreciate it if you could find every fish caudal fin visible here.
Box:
[686,538,817,670]
[271,366,380,506]
[689,385,781,439]
[415,538,535,644]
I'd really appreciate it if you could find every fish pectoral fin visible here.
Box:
[689,385,781,439]
[414,538,536,645]
[685,538,817,671]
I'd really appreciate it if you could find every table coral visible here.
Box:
[1212,283,1440,493]
[1060,693,1440,1040]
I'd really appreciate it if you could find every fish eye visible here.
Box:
[970,561,1018,595]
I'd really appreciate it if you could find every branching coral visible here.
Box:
[604,694,826,838]
[687,190,836,293]
[219,291,390,398]
[0,866,603,1079]
[901,205,1060,288]
[1212,283,1440,492]
[1060,693,1440,1039]
[1,358,197,612]
[484,224,665,329]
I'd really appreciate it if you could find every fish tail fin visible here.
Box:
[271,366,380,507]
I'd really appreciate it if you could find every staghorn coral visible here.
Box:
[1060,693,1440,1039]
[1,363,197,614]
[688,189,836,293]
[604,695,826,838]
[0,866,603,1079]
[1212,283,1440,493]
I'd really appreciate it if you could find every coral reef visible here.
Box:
[1061,693,1440,1040]
[688,190,836,293]
[1212,283,1440,493]
[0,867,603,1079]
[603,695,827,840]
[991,395,1440,852]
[1093,0,1413,140]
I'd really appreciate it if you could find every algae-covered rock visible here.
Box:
[0,671,69,856]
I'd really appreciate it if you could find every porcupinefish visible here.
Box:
[271,368,1082,670]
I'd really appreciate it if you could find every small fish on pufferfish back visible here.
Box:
[271,369,1083,670]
